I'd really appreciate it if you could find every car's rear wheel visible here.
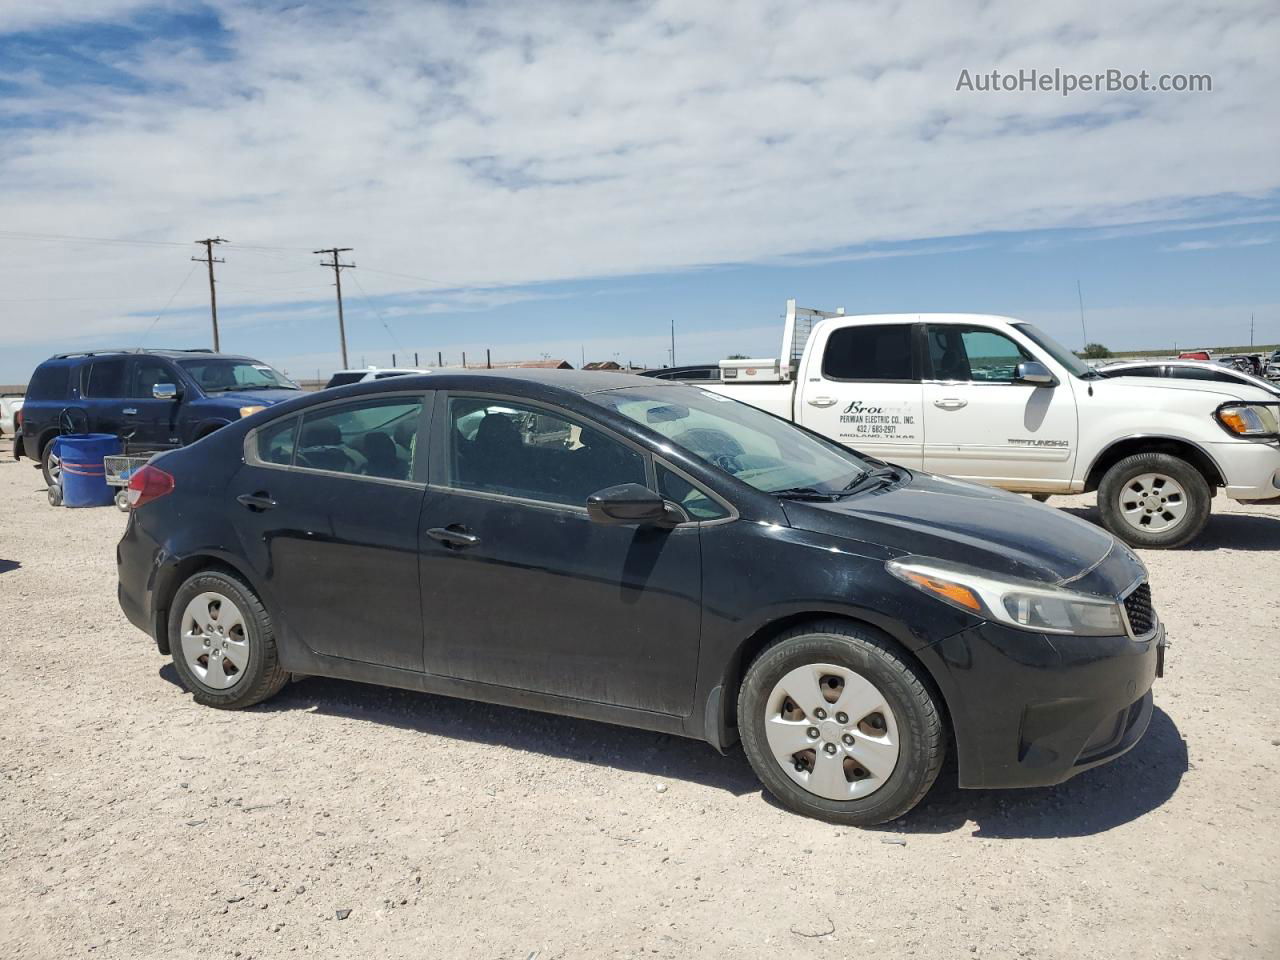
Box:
[1097,452,1211,549]
[168,570,288,709]
[737,620,945,826]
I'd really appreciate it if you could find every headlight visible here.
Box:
[1216,403,1279,436]
[886,556,1127,636]
[239,405,266,418]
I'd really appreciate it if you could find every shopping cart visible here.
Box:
[103,452,158,512]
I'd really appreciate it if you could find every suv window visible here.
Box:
[26,364,70,401]
[447,397,647,506]
[129,359,175,398]
[822,325,913,381]
[296,397,422,480]
[325,372,366,389]
[83,358,127,398]
[927,326,1033,382]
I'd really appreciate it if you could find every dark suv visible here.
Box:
[18,348,302,483]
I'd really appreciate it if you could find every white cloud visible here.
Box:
[0,0,1277,369]
[1161,236,1275,252]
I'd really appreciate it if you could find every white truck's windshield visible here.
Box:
[594,385,874,496]
[1012,323,1095,379]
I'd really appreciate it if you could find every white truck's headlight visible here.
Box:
[1216,403,1279,436]
[886,556,1126,636]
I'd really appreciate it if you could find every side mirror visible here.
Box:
[586,483,679,526]
[1014,361,1056,386]
[153,383,180,401]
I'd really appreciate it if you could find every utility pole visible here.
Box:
[670,318,676,367]
[1250,313,1255,346]
[193,238,227,351]
[314,247,355,368]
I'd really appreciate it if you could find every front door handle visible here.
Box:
[236,492,277,511]
[807,396,838,408]
[933,398,968,410]
[427,526,481,548]
[122,407,138,416]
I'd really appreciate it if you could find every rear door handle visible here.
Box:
[236,492,277,511]
[933,398,968,410]
[122,407,138,416]
[427,526,481,548]
[807,396,838,408]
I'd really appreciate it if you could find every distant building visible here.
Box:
[460,359,574,370]
[581,360,622,370]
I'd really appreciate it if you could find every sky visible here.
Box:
[0,0,1278,383]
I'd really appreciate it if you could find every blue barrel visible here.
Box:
[53,434,121,508]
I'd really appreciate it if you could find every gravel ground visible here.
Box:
[1,452,1278,960]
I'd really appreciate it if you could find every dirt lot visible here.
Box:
[1,453,1277,960]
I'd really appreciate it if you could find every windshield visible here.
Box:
[1012,323,1093,379]
[180,358,300,393]
[592,385,873,495]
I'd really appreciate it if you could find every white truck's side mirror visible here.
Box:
[1014,361,1057,386]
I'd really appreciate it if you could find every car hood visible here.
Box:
[781,471,1134,590]
[205,388,303,405]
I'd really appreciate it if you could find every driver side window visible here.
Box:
[446,397,648,506]
[927,326,1033,383]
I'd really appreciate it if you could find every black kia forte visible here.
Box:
[117,370,1164,825]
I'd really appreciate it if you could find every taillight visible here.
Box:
[127,465,175,509]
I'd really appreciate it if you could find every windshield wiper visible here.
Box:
[770,486,843,502]
[840,466,899,496]
[231,383,287,391]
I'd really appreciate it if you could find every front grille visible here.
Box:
[1122,581,1156,638]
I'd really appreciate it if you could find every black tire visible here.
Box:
[1097,452,1211,549]
[168,569,289,709]
[737,620,945,826]
[40,440,60,488]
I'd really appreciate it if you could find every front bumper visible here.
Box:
[918,620,1164,789]
[1210,439,1280,501]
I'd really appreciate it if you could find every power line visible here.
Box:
[137,262,202,349]
[193,237,228,351]
[315,246,355,368]
[348,270,403,351]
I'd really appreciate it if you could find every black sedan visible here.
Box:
[117,370,1164,824]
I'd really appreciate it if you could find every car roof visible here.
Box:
[328,367,674,398]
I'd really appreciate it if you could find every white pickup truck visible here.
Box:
[706,301,1280,547]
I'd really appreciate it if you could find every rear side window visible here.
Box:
[1171,366,1240,384]
[256,417,298,466]
[25,364,70,401]
[83,359,127,398]
[296,398,422,480]
[822,325,914,381]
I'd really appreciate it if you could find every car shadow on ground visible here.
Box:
[0,559,19,575]
[867,706,1187,839]
[1057,504,1280,551]
[160,667,1186,834]
[158,665,762,796]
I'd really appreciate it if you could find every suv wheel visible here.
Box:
[1097,452,1211,549]
[737,620,945,826]
[168,570,289,709]
[40,440,61,488]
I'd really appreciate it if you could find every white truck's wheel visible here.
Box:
[1097,452,1211,549]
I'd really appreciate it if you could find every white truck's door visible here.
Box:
[921,323,1078,488]
[795,320,925,468]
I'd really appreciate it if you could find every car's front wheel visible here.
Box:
[168,569,289,709]
[737,620,945,826]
